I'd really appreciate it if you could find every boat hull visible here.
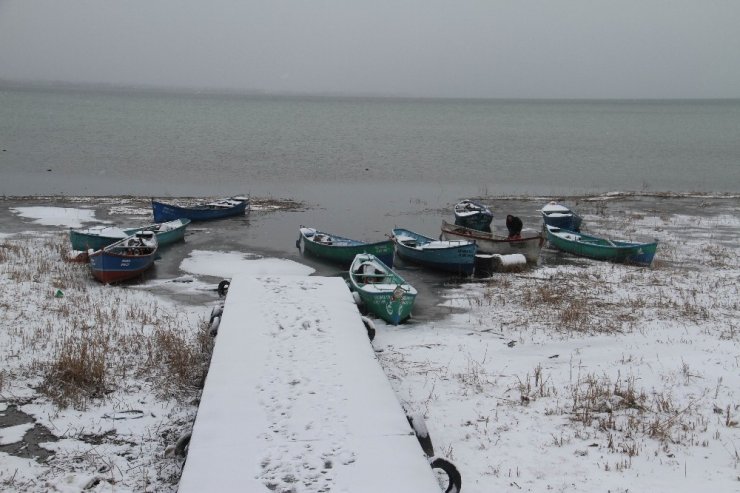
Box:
[453,200,493,231]
[392,228,476,275]
[542,213,583,231]
[440,220,543,263]
[89,250,156,284]
[70,219,190,251]
[300,229,395,267]
[348,254,416,325]
[540,202,583,231]
[454,214,493,231]
[70,230,120,252]
[544,225,658,266]
[152,200,248,222]
[359,289,416,325]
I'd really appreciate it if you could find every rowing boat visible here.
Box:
[440,219,543,263]
[544,225,658,266]
[392,227,476,275]
[297,227,395,267]
[348,254,416,325]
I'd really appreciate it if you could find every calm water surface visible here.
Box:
[1,86,739,201]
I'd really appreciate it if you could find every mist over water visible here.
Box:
[1,86,738,199]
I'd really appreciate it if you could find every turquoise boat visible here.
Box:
[348,253,417,325]
[297,227,395,267]
[392,227,476,275]
[544,225,658,266]
[70,218,190,251]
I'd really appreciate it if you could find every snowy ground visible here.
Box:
[1,195,739,492]
[375,198,740,492]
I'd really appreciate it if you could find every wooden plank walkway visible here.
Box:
[178,275,440,492]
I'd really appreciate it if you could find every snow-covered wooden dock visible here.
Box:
[178,275,441,492]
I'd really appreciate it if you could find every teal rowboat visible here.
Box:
[544,225,658,266]
[349,253,417,325]
[70,218,191,251]
[298,227,395,267]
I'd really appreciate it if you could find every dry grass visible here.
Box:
[42,336,108,408]
[1,232,213,409]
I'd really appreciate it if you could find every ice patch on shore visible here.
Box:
[9,207,104,228]
[180,250,315,278]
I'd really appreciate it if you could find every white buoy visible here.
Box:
[474,253,527,275]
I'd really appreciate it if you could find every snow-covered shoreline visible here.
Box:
[1,195,739,492]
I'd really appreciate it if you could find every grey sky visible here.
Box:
[1,0,739,98]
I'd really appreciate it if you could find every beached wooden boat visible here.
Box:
[440,219,543,263]
[544,225,658,266]
[392,227,476,275]
[151,197,249,222]
[348,254,417,325]
[453,199,493,231]
[541,201,583,231]
[70,218,190,251]
[88,231,158,284]
[297,227,395,267]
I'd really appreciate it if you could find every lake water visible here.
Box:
[1,85,739,201]
[1,86,739,319]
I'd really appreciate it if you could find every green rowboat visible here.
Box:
[348,253,417,325]
[297,227,395,267]
[544,225,658,266]
[70,218,191,251]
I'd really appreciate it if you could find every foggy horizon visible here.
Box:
[1,1,740,100]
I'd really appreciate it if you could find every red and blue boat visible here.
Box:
[88,231,158,284]
[152,197,249,222]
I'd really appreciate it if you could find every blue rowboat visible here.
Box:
[392,227,477,275]
[151,197,249,222]
[70,218,190,251]
[349,254,417,325]
[297,227,395,267]
[541,202,583,232]
[544,225,658,266]
[88,231,158,284]
[453,199,493,231]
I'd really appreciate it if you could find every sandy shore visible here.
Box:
[1,193,739,492]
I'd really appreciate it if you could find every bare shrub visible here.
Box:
[144,320,214,398]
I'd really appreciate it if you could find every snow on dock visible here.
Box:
[178,275,440,493]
